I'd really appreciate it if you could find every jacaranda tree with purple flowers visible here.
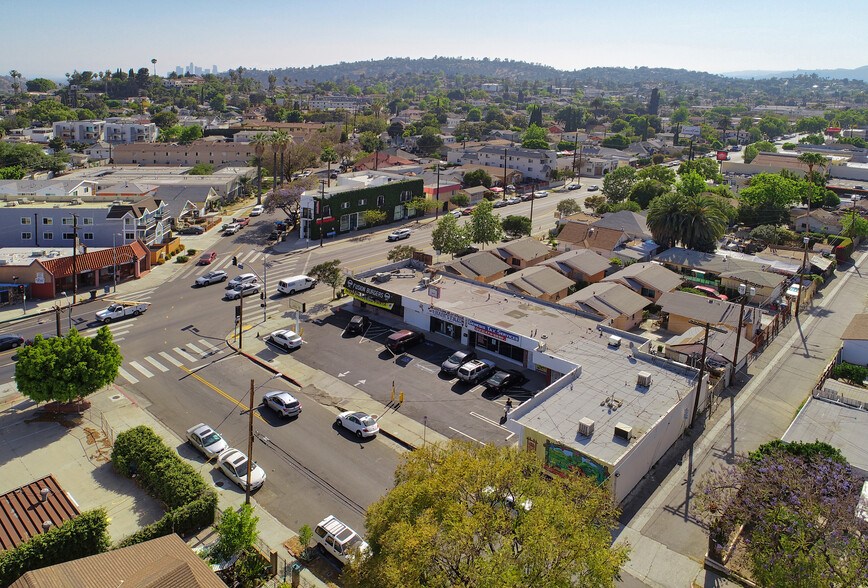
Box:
[695,441,868,587]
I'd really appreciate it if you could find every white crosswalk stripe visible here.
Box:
[158,351,184,367]
[144,356,169,372]
[240,251,256,263]
[118,366,139,384]
[248,252,262,263]
[186,343,207,357]
[173,347,197,362]
[129,361,154,378]
[197,339,222,354]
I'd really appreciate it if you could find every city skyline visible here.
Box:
[2,0,866,79]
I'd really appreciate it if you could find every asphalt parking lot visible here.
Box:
[289,310,544,445]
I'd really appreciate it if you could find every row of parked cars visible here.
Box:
[193,269,318,301]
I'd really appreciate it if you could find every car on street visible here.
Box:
[186,423,229,459]
[178,225,205,235]
[455,245,479,257]
[588,185,599,191]
[223,223,241,235]
[268,329,303,350]
[461,207,475,215]
[335,411,379,438]
[225,282,263,300]
[482,369,529,394]
[385,329,425,353]
[440,350,477,376]
[233,217,250,227]
[507,197,522,205]
[493,200,507,208]
[451,210,462,218]
[198,252,217,265]
[195,270,228,287]
[217,448,266,490]
[386,228,411,241]
[534,190,549,198]
[262,390,302,417]
[228,273,258,289]
[250,205,264,216]
[520,193,534,201]
[567,184,580,191]
[0,334,25,350]
[345,315,370,335]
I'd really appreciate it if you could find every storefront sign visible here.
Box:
[34,272,45,284]
[466,318,519,343]
[344,277,402,311]
[428,306,465,326]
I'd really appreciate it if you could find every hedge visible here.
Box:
[111,426,216,546]
[0,509,110,587]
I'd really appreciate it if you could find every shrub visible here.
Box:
[176,255,189,263]
[178,243,186,251]
[117,490,217,548]
[187,249,197,256]
[831,362,868,386]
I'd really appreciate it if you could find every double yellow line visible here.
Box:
[179,365,266,424]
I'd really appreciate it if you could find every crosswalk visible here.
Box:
[116,338,229,384]
[173,249,306,289]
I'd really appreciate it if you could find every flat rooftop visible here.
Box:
[0,247,108,266]
[61,165,254,184]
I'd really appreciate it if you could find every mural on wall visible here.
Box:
[543,440,608,485]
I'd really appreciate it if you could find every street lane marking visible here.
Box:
[117,366,139,384]
[129,361,154,378]
[178,365,267,424]
[449,427,483,444]
[173,347,197,362]
[240,250,256,263]
[159,351,184,367]
[197,339,221,354]
[186,343,206,356]
[248,252,261,263]
[144,356,169,372]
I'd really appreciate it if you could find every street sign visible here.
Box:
[716,151,729,161]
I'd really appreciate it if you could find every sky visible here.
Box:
[4,0,867,80]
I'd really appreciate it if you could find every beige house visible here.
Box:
[657,290,760,339]
[443,251,511,283]
[542,249,612,284]
[493,237,554,269]
[602,262,683,303]
[556,222,628,256]
[492,266,575,302]
[560,282,649,330]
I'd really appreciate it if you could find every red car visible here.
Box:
[198,252,217,265]
[461,207,475,216]
[233,217,250,227]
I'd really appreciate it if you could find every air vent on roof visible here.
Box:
[637,371,652,387]
[608,335,622,348]
[31,250,46,257]
[614,422,633,441]
[578,417,595,437]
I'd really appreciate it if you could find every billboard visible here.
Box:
[344,277,402,312]
[681,125,701,137]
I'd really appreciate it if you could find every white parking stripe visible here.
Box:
[129,361,154,378]
[117,366,139,384]
[197,339,221,353]
[144,356,169,372]
[159,351,184,367]
[186,343,206,356]
[173,347,197,362]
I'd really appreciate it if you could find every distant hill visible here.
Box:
[725,65,868,82]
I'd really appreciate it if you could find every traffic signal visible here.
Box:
[17,285,24,294]
[260,291,265,300]
[232,256,238,266]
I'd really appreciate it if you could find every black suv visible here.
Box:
[346,315,370,335]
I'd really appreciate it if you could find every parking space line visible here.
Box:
[118,366,139,384]
[449,427,483,444]
[159,351,184,367]
[144,356,169,372]
[469,411,516,439]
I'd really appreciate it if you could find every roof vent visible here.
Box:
[578,417,595,437]
[637,371,652,387]
[614,422,633,441]
[608,335,622,348]
[42,520,52,532]
[40,487,51,502]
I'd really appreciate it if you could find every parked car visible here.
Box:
[567,184,580,191]
[461,207,475,216]
[455,245,479,258]
[441,350,477,376]
[228,273,258,289]
[520,193,534,201]
[482,369,529,393]
[457,359,497,384]
[786,283,801,297]
[346,315,370,335]
[451,210,462,218]
[268,329,303,350]
[534,190,549,198]
[262,390,302,417]
[386,228,411,241]
[695,285,728,301]
[217,448,266,490]
[507,197,522,205]
[335,411,379,438]
[313,515,369,565]
[330,171,338,179]
[195,270,227,287]
[588,185,599,191]
[186,423,228,459]
[179,225,205,235]
[0,334,24,351]
[233,217,250,227]
[198,252,217,265]
[225,282,263,300]
[250,205,264,216]
[223,223,241,235]
[386,329,425,353]
[493,200,508,208]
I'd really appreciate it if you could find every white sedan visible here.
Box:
[224,223,241,235]
[262,390,302,417]
[228,273,258,289]
[185,423,228,459]
[225,282,262,300]
[250,205,264,216]
[217,448,266,490]
[335,411,380,438]
[268,329,303,350]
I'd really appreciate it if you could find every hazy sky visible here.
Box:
[4,0,866,80]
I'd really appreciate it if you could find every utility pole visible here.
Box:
[319,180,325,248]
[732,284,754,378]
[237,296,244,351]
[245,379,254,505]
[795,176,812,317]
[529,184,535,226]
[688,319,727,425]
[502,147,508,200]
[262,253,268,323]
[55,304,62,337]
[70,213,79,303]
[434,164,440,220]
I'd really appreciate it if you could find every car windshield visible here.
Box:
[447,352,464,364]
[359,416,376,427]
[490,372,507,385]
[201,432,221,446]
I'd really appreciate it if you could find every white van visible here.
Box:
[277,275,317,295]
[313,515,369,565]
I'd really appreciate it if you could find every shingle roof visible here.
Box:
[657,290,762,327]
[9,533,224,588]
[494,237,551,263]
[592,210,651,239]
[557,223,625,252]
[602,262,683,293]
[842,314,868,341]
[542,249,612,277]
[105,196,164,219]
[39,241,148,278]
[493,266,575,297]
[561,282,649,318]
[0,475,80,551]
[444,251,510,279]
[718,268,785,288]
[666,325,754,365]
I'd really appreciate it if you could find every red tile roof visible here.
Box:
[0,475,80,551]
[39,241,148,278]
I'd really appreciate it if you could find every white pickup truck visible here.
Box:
[95,301,150,324]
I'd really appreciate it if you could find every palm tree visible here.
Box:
[646,192,683,249]
[269,134,280,193]
[679,194,728,252]
[150,58,157,76]
[273,130,291,185]
[321,147,338,187]
[250,132,269,205]
[9,70,21,94]
[797,152,830,228]
[371,98,384,120]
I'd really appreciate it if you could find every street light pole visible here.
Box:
[319,180,325,248]
[245,379,254,505]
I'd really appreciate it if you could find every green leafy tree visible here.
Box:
[842,210,868,238]
[527,104,543,127]
[556,198,580,217]
[431,213,471,257]
[209,94,226,112]
[520,124,550,149]
[25,77,57,92]
[341,440,629,588]
[188,162,214,175]
[831,361,868,384]
[387,245,418,262]
[637,164,676,185]
[677,158,724,183]
[463,169,492,188]
[178,125,203,143]
[466,107,482,122]
[387,121,404,142]
[629,178,670,209]
[310,260,344,299]
[210,503,259,564]
[595,200,642,214]
[749,224,789,245]
[450,193,469,207]
[0,165,26,180]
[362,209,387,227]
[600,133,629,150]
[417,128,444,154]
[602,165,637,203]
[744,140,777,163]
[501,215,532,237]
[799,134,824,145]
[151,111,179,130]
[359,131,385,153]
[584,195,606,211]
[15,329,122,404]
[469,199,503,249]
[795,116,828,134]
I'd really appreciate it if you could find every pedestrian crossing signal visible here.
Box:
[232,256,238,266]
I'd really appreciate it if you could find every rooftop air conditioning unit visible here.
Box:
[578,417,595,437]
[637,371,652,387]
[421,277,430,286]
[608,335,622,348]
[32,250,46,257]
[614,422,633,441]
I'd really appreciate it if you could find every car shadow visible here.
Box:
[256,405,298,427]
[450,381,475,395]
[331,421,377,444]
